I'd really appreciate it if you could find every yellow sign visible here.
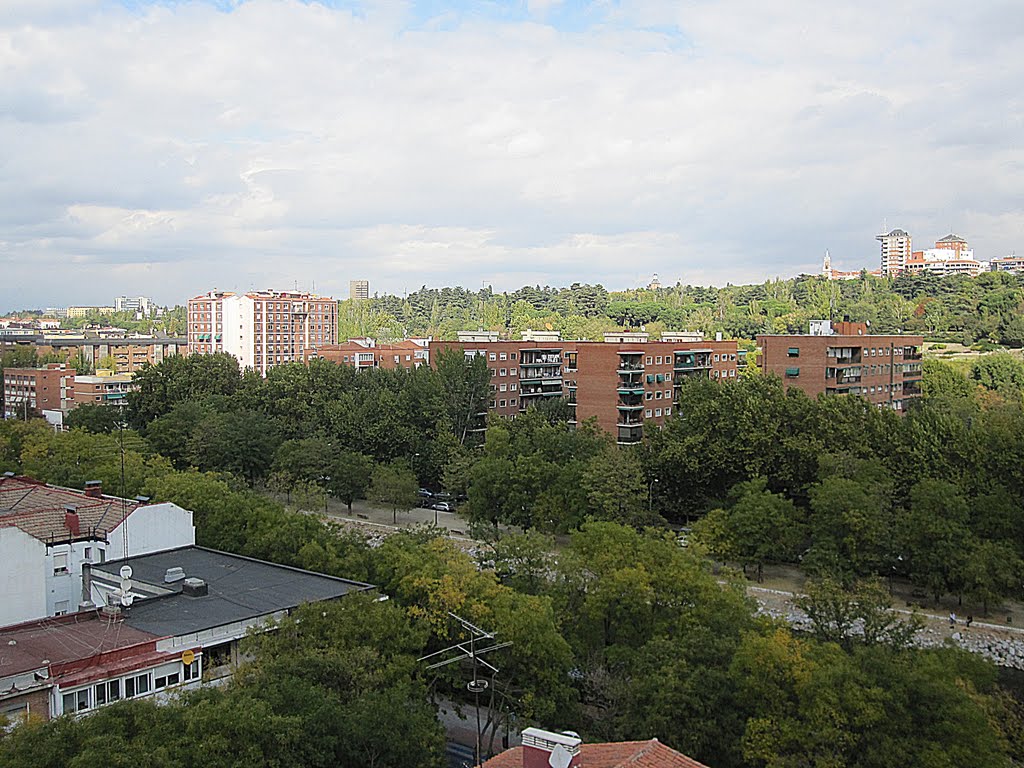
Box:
[182,650,195,666]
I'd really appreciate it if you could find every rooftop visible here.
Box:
[0,475,139,543]
[94,546,372,637]
[483,739,710,768]
[0,612,157,679]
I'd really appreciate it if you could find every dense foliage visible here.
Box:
[339,272,1024,345]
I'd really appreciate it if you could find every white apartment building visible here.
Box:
[187,289,338,375]
[0,475,195,627]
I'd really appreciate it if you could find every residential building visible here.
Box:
[483,727,710,768]
[349,280,370,300]
[758,320,923,411]
[0,475,195,627]
[114,296,155,318]
[0,334,186,375]
[429,332,741,445]
[71,370,136,409]
[989,255,1024,274]
[2,364,76,419]
[187,290,338,375]
[0,545,370,724]
[66,306,116,318]
[305,338,429,370]
[905,234,984,277]
[877,228,913,276]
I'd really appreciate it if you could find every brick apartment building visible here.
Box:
[0,335,185,375]
[758,320,924,411]
[430,330,741,444]
[188,289,338,375]
[71,370,136,409]
[1,364,76,419]
[304,338,430,370]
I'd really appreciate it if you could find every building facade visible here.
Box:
[187,290,338,375]
[2,364,76,418]
[349,280,369,300]
[877,228,913,276]
[305,338,429,370]
[71,370,136,409]
[758,321,924,411]
[989,255,1024,274]
[429,332,742,445]
[0,335,186,374]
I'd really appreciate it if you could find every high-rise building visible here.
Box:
[877,229,913,276]
[187,290,338,375]
[114,296,154,317]
[349,280,369,300]
[758,321,923,412]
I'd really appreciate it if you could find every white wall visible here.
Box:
[220,295,254,370]
[107,503,195,560]
[0,527,47,626]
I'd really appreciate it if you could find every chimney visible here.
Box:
[65,506,80,535]
[83,480,102,498]
[521,728,582,768]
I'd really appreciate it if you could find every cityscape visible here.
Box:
[2,2,1024,768]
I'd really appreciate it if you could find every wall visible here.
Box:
[0,527,47,626]
[107,503,196,560]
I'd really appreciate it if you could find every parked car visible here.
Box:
[430,501,453,513]
[418,488,433,498]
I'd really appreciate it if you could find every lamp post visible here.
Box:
[648,477,660,512]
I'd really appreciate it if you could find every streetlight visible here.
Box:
[648,478,660,512]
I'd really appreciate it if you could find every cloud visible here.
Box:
[0,0,1021,310]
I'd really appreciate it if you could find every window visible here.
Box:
[646,356,653,365]
[510,353,517,360]
[62,689,91,714]
[125,673,150,699]
[499,353,507,360]
[787,347,799,357]
[645,409,653,418]
[489,353,496,361]
[510,368,517,377]
[84,547,93,562]
[99,549,106,563]
[510,399,517,406]
[655,391,662,399]
[499,368,507,376]
[499,384,507,392]
[154,673,180,689]
[183,659,201,682]
[645,391,653,400]
[499,400,507,408]
[656,356,663,364]
[785,367,800,377]
[655,408,662,417]
[665,407,672,415]
[53,552,68,575]
[510,383,517,391]
[646,374,654,383]
[54,600,69,616]
[95,680,120,705]
[730,370,736,378]
[714,354,720,362]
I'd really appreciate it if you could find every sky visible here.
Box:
[1,0,1022,310]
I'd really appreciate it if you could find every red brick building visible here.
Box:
[757,321,923,411]
[305,339,430,370]
[1,364,76,418]
[429,332,741,444]
[483,728,709,768]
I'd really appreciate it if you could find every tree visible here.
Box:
[582,445,659,528]
[960,539,1023,616]
[900,480,973,604]
[64,404,122,433]
[369,461,419,524]
[327,451,375,510]
[795,577,922,651]
[187,410,279,486]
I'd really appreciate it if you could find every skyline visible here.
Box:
[2,0,1021,312]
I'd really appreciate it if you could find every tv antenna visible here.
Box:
[418,613,512,766]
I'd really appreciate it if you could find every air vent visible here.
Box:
[182,578,208,597]
[164,567,185,583]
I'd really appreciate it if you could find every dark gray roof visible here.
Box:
[95,546,372,637]
[937,233,966,242]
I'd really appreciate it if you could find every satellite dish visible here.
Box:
[120,565,133,580]
[119,578,132,593]
[549,744,572,768]
[120,593,134,607]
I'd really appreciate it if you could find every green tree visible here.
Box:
[327,451,375,510]
[369,461,419,524]
[795,577,923,651]
[64,404,122,433]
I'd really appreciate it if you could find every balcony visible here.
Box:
[617,384,644,395]
[519,372,563,384]
[617,426,643,445]
[674,350,713,370]
[616,363,644,373]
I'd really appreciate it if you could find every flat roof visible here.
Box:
[95,546,373,638]
[0,612,157,678]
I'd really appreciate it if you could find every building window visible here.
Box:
[499,400,507,408]
[489,353,496,361]
[665,407,672,415]
[785,367,800,377]
[500,369,507,376]
[183,659,201,682]
[125,673,151,699]
[714,354,720,362]
[53,552,68,575]
[510,399,517,406]
[62,688,91,714]
[656,356,663,364]
[646,391,653,400]
[54,600,69,616]
[84,547,92,562]
[499,353,507,360]
[95,680,120,705]
[645,409,653,418]
[510,383,517,391]
[646,356,653,365]
[655,391,662,399]
[655,408,662,416]
[510,368,517,376]
[154,673,180,689]
[500,384,507,392]
[510,353,517,360]
[787,347,799,357]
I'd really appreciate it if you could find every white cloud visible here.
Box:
[0,0,1021,310]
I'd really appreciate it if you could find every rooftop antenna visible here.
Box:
[419,613,512,766]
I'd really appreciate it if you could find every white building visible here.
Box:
[114,296,154,317]
[187,290,338,375]
[877,228,913,276]
[0,475,195,627]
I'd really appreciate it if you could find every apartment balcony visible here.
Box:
[519,369,562,383]
[903,381,922,396]
[674,369,711,384]
[617,384,644,396]
[617,413,644,427]
[617,426,643,445]
[674,350,713,370]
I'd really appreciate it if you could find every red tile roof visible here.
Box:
[482,740,711,768]
[0,476,140,542]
